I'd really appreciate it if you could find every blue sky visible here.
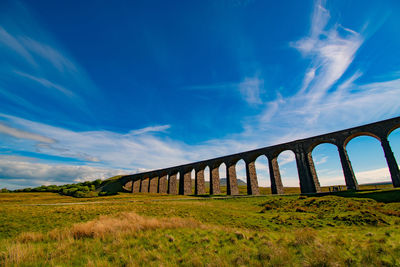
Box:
[1,0,400,189]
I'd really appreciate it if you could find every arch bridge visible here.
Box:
[120,116,400,195]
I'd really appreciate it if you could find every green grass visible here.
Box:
[1,189,400,266]
[315,189,400,203]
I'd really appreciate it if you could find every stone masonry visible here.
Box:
[118,116,400,195]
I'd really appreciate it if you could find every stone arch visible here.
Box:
[386,123,400,138]
[307,140,337,154]
[204,165,211,194]
[388,127,400,164]
[311,142,345,189]
[386,127,400,187]
[254,154,270,194]
[270,147,296,160]
[343,132,381,148]
[235,159,246,192]
[191,168,196,194]
[223,158,240,195]
[276,149,300,193]
[346,135,391,186]
[218,162,227,194]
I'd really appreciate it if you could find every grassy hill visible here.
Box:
[1,188,400,266]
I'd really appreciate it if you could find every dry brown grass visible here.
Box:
[15,232,44,243]
[1,212,206,266]
[1,243,43,266]
[292,228,317,246]
[69,212,204,239]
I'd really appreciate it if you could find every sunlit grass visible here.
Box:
[1,189,400,266]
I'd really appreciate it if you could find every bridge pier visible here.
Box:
[168,173,178,194]
[381,137,400,187]
[306,151,321,193]
[245,160,260,195]
[195,168,206,195]
[338,145,359,190]
[179,168,192,195]
[132,179,141,193]
[295,145,321,194]
[140,177,149,193]
[210,164,221,195]
[226,162,239,195]
[149,175,158,193]
[268,156,284,194]
[158,174,168,193]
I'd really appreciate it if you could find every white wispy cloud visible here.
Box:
[0,122,54,143]
[19,37,78,73]
[14,71,76,98]
[183,75,264,106]
[128,125,171,135]
[238,76,263,105]
[0,26,36,66]
[289,0,364,122]
[250,0,399,144]
[0,1,97,118]
[314,156,328,165]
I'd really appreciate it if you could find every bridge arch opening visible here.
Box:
[191,169,195,194]
[346,135,391,187]
[388,128,400,165]
[277,150,300,193]
[255,155,270,195]
[176,172,181,194]
[235,159,246,194]
[204,166,210,194]
[311,143,345,191]
[219,162,227,194]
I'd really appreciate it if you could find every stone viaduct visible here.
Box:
[120,116,400,195]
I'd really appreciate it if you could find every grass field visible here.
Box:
[1,188,400,266]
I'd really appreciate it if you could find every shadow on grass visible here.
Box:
[309,188,400,203]
[190,188,400,203]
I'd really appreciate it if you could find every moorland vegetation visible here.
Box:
[0,188,400,266]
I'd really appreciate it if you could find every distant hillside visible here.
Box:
[204,178,246,186]
[360,181,392,186]
[220,178,246,186]
[98,175,128,194]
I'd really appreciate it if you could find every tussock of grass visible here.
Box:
[291,228,316,246]
[70,212,203,239]
[16,232,44,243]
